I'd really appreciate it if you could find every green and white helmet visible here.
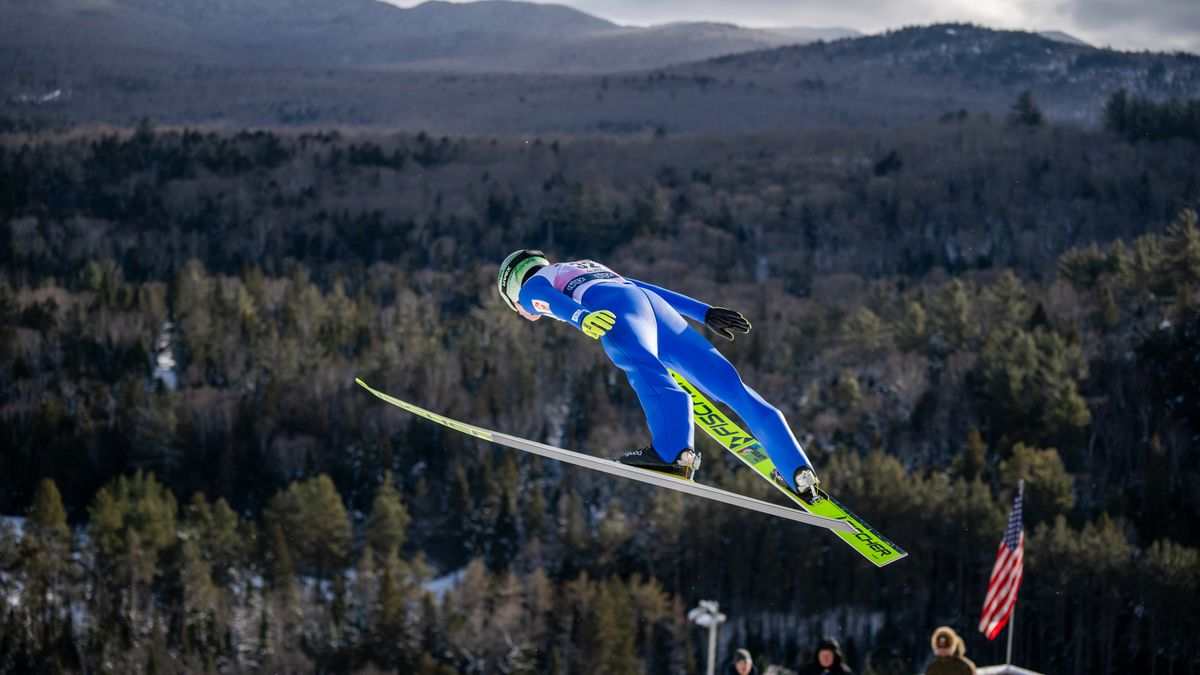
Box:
[497,249,549,311]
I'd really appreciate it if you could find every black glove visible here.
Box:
[704,306,751,341]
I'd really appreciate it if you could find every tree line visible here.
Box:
[1,106,1199,673]
[1103,89,1200,143]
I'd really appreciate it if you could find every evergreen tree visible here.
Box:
[264,522,294,594]
[930,279,977,351]
[1102,89,1129,136]
[486,491,521,572]
[1008,90,1044,127]
[999,443,1076,525]
[895,300,929,353]
[20,479,72,633]
[843,307,887,355]
[1098,283,1121,328]
[88,471,178,588]
[0,281,17,343]
[524,481,548,540]
[265,474,351,577]
[632,184,669,236]
[979,325,1089,445]
[182,493,242,586]
[595,499,631,572]
[373,549,407,664]
[951,427,989,482]
[559,491,589,576]
[834,369,863,412]
[1140,539,1200,666]
[1162,208,1200,313]
[986,269,1029,329]
[583,577,639,675]
[367,471,411,558]
[177,539,219,656]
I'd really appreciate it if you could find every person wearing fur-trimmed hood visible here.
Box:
[923,626,977,675]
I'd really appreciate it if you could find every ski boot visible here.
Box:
[772,466,823,505]
[611,446,701,480]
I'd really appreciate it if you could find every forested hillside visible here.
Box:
[1,100,1199,673]
[3,22,1198,132]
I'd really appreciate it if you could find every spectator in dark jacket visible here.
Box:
[724,647,755,675]
[798,636,854,675]
[923,626,977,675]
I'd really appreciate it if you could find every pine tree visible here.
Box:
[20,479,72,633]
[1140,539,1200,666]
[1043,382,1091,443]
[265,474,351,577]
[1163,208,1200,313]
[1103,89,1129,136]
[632,184,669,236]
[595,499,631,571]
[834,369,862,412]
[265,523,294,593]
[177,539,218,655]
[0,281,16,343]
[367,471,411,558]
[486,454,522,572]
[930,279,977,351]
[524,481,548,540]
[1140,436,1172,538]
[559,491,589,576]
[999,443,1076,525]
[487,491,521,572]
[979,325,1089,445]
[843,307,887,355]
[986,269,1029,329]
[895,300,928,353]
[583,577,639,675]
[1099,283,1121,328]
[1008,90,1044,127]
[88,471,178,587]
[182,493,242,586]
[951,427,988,482]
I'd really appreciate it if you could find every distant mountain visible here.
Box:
[1038,30,1092,47]
[0,0,814,73]
[3,17,1198,133]
[763,26,863,42]
[512,22,798,72]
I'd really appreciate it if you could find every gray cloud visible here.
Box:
[550,0,1200,53]
[1060,0,1200,52]
[386,0,1200,53]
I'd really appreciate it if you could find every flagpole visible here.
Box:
[1005,479,1024,668]
[1005,598,1015,667]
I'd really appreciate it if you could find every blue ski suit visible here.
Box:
[517,260,813,489]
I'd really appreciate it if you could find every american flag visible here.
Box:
[979,482,1024,640]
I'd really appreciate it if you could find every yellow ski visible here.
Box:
[356,378,856,534]
[670,371,907,567]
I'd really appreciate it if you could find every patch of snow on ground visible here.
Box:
[3,516,26,539]
[424,568,466,600]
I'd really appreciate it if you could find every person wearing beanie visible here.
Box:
[725,647,756,675]
[798,636,855,675]
[924,626,977,675]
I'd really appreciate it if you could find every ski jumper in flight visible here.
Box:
[497,250,821,502]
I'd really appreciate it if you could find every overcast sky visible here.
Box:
[395,0,1200,54]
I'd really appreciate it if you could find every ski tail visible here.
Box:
[669,371,908,567]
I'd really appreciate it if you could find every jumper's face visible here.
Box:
[517,305,541,321]
[818,649,835,667]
